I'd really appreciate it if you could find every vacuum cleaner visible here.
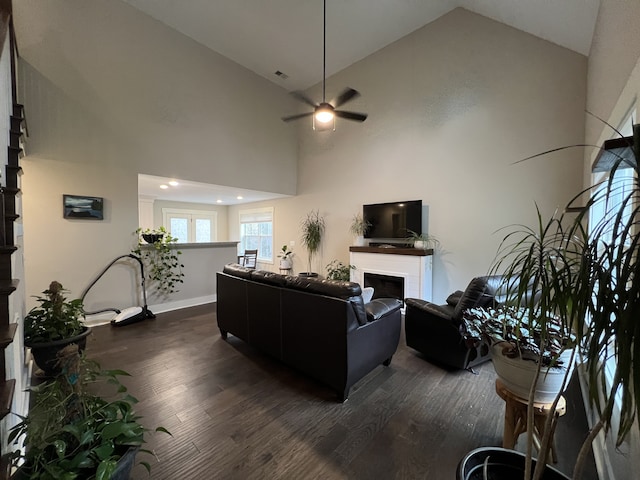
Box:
[81,254,156,327]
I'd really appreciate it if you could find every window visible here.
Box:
[588,108,636,407]
[239,207,274,263]
[162,208,217,243]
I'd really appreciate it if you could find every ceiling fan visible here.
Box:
[281,0,367,128]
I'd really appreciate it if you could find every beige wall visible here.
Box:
[232,8,587,301]
[583,2,640,477]
[586,0,640,147]
[14,0,297,310]
[15,4,590,306]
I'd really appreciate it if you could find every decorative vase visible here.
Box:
[354,236,366,246]
[26,326,92,376]
[457,447,570,480]
[490,342,574,403]
[414,240,426,249]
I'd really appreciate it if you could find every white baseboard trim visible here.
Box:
[83,295,216,327]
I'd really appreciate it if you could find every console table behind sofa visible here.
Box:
[216,263,403,401]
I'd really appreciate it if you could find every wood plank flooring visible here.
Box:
[86,304,597,479]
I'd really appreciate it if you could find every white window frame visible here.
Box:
[162,208,218,243]
[239,207,274,264]
[588,107,636,411]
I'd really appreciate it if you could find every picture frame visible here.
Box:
[63,194,104,220]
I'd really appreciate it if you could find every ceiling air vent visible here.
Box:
[274,70,289,80]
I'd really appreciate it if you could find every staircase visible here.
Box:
[0,5,28,478]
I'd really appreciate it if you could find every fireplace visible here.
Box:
[349,246,433,304]
[364,272,405,305]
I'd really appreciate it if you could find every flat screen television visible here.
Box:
[363,200,422,239]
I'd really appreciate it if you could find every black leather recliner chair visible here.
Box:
[405,275,517,370]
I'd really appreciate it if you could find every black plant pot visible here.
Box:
[142,233,163,244]
[12,446,139,480]
[26,326,92,376]
[110,446,140,480]
[457,447,570,480]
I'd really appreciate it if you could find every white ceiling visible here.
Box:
[122,0,600,92]
[138,174,291,206]
[130,0,600,205]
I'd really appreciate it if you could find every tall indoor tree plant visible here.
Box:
[300,210,325,277]
[459,122,640,480]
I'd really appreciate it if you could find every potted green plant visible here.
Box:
[300,210,325,277]
[349,213,370,246]
[325,260,356,281]
[405,230,439,250]
[24,281,91,377]
[462,305,576,403]
[9,344,170,479]
[133,227,185,295]
[458,123,640,480]
[277,245,294,270]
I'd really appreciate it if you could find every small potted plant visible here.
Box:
[133,227,185,295]
[300,210,325,277]
[325,260,356,281]
[24,281,91,376]
[349,213,370,246]
[9,344,170,479]
[405,230,439,250]
[277,245,294,270]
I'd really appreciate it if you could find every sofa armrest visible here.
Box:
[365,298,402,322]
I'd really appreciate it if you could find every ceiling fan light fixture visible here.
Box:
[315,107,334,123]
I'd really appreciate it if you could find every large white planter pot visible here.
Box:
[490,342,574,404]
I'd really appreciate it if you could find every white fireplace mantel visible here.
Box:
[349,247,432,302]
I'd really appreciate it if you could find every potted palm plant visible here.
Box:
[406,230,439,250]
[24,281,91,377]
[9,344,170,479]
[349,213,370,246]
[299,210,325,277]
[458,122,640,480]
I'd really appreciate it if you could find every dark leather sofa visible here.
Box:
[405,275,523,370]
[216,263,403,401]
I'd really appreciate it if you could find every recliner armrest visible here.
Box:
[405,298,454,321]
[365,298,402,322]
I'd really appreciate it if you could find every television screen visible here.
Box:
[363,200,422,239]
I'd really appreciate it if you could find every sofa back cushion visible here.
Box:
[285,276,368,326]
[223,263,254,279]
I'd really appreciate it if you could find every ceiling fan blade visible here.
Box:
[335,110,368,122]
[289,91,318,108]
[281,111,314,122]
[331,88,360,108]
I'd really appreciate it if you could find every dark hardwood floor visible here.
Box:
[86,304,597,479]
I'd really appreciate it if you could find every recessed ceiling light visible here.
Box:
[237,196,244,200]
[217,199,223,203]
[160,184,169,189]
[169,181,179,186]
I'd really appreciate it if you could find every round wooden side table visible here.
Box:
[495,378,566,463]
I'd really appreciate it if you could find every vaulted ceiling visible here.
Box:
[122,0,600,91]
[125,0,600,204]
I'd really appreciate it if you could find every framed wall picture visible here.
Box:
[63,194,104,220]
